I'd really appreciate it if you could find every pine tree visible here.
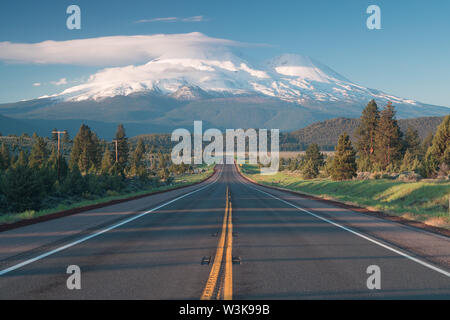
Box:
[70,124,101,174]
[130,138,146,176]
[47,148,68,179]
[331,132,357,181]
[1,165,44,212]
[304,144,324,167]
[374,102,403,171]
[0,143,11,171]
[427,115,450,167]
[422,132,434,155]
[355,100,379,170]
[114,124,129,170]
[14,150,28,168]
[28,136,49,168]
[61,165,86,196]
[63,130,71,144]
[302,144,323,178]
[399,150,420,172]
[100,147,114,174]
[404,127,421,158]
[302,158,318,179]
[48,148,58,169]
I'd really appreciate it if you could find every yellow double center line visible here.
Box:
[201,186,233,300]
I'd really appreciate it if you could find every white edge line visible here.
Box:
[0,168,222,277]
[235,167,450,278]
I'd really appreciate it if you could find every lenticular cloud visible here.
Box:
[0,32,240,66]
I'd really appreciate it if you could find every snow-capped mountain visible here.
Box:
[51,52,419,109]
[0,44,448,135]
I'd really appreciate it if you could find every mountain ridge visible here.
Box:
[0,51,448,132]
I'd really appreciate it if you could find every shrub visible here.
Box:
[0,165,45,212]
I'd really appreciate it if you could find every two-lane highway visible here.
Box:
[0,164,449,299]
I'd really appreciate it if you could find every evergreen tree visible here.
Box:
[63,130,71,144]
[48,148,58,169]
[324,156,335,177]
[304,144,324,168]
[404,127,421,158]
[374,102,403,171]
[0,143,11,171]
[422,132,434,155]
[130,138,146,176]
[100,147,114,174]
[114,124,129,170]
[1,165,44,212]
[70,124,101,174]
[302,158,319,179]
[301,144,323,178]
[331,132,357,181]
[28,136,49,168]
[288,158,299,171]
[355,99,379,170]
[427,115,450,167]
[14,150,28,168]
[48,148,68,180]
[61,165,86,196]
[399,150,420,172]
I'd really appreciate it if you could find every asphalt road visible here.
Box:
[0,164,449,299]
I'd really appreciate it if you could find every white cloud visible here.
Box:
[181,16,205,22]
[51,78,67,86]
[0,32,239,67]
[32,82,41,87]
[136,16,206,23]
[135,17,178,23]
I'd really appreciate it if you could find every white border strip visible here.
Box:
[245,184,450,278]
[0,168,222,277]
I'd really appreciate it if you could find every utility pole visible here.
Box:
[113,139,119,163]
[52,130,66,181]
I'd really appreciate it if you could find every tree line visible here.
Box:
[0,124,193,215]
[279,100,449,181]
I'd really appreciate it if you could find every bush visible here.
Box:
[60,166,86,196]
[0,165,45,213]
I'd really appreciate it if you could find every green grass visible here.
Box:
[240,164,450,229]
[0,166,215,225]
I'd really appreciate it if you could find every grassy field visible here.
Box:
[240,164,450,229]
[0,166,215,225]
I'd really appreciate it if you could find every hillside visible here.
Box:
[2,115,446,153]
[281,116,446,150]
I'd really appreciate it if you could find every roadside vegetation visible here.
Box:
[246,101,450,229]
[0,124,213,224]
[242,164,450,228]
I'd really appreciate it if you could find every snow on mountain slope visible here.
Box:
[51,49,418,108]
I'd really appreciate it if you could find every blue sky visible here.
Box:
[0,0,449,107]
